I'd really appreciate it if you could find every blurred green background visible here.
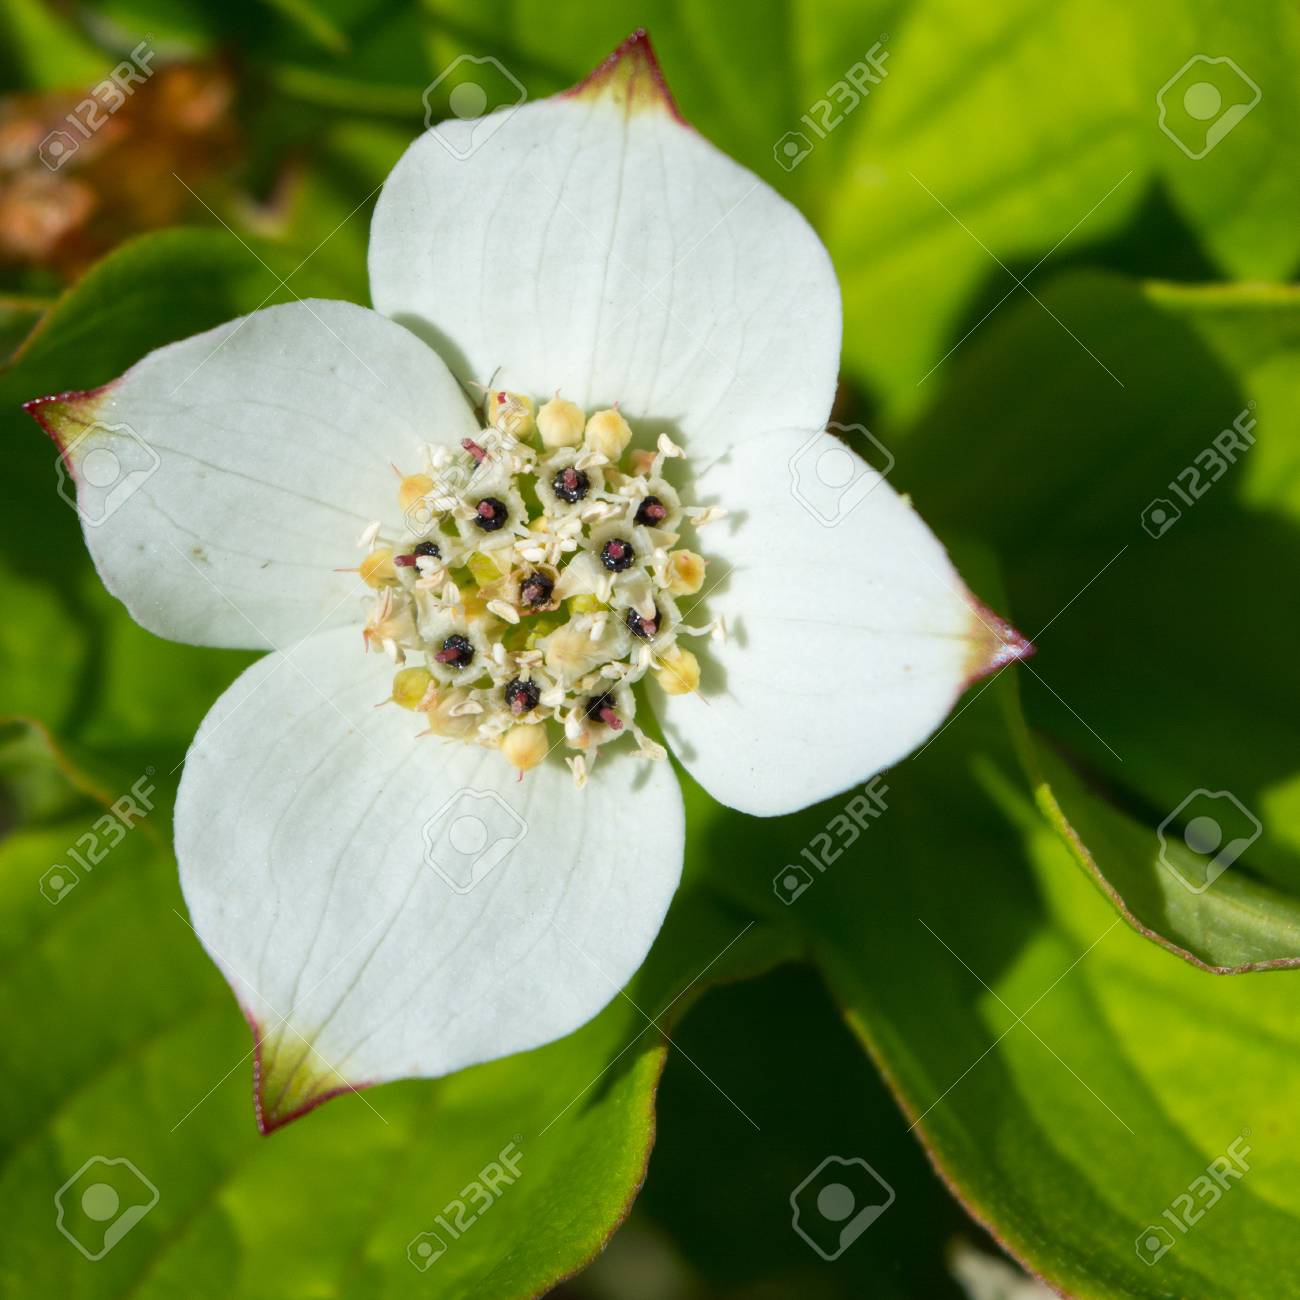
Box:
[2,1,1299,1297]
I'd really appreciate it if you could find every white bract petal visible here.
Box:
[370,34,839,453]
[28,300,477,649]
[650,428,1032,817]
[176,627,684,1131]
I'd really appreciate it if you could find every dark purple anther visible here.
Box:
[505,678,541,715]
[600,537,634,572]
[624,607,659,639]
[474,497,508,532]
[585,692,623,731]
[434,634,474,667]
[552,466,590,504]
[634,495,668,526]
[520,571,554,608]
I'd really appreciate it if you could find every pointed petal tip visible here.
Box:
[965,596,1036,687]
[246,1010,373,1136]
[23,391,75,453]
[564,29,684,122]
[22,383,114,459]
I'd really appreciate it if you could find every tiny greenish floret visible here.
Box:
[359,390,717,785]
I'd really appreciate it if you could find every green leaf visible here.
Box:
[1026,731,1300,974]
[0,725,793,1299]
[822,0,1300,416]
[688,687,1300,1298]
[0,297,49,366]
[895,272,1300,968]
[259,0,351,56]
[0,0,110,89]
[1142,2,1300,281]
[0,557,87,727]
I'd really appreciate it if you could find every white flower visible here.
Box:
[24,32,1029,1131]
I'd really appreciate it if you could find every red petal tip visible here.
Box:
[244,1008,373,1136]
[564,30,684,123]
[21,382,115,462]
[966,598,1036,687]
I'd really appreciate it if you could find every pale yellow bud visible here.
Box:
[360,547,397,587]
[485,389,536,438]
[654,645,700,695]
[397,473,434,512]
[584,407,632,460]
[628,448,656,476]
[392,666,433,709]
[502,723,549,771]
[665,549,706,596]
[537,396,585,449]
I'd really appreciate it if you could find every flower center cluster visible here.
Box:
[355,390,723,785]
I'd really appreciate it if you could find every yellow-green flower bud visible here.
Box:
[654,645,700,695]
[485,389,536,439]
[502,723,548,771]
[537,395,585,449]
[392,666,433,709]
[584,407,632,460]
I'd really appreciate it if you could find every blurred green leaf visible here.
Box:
[260,0,351,57]
[0,0,109,89]
[0,557,87,728]
[0,298,50,365]
[897,272,1300,967]
[1143,2,1300,281]
[251,0,446,114]
[263,119,414,302]
[686,686,1300,1298]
